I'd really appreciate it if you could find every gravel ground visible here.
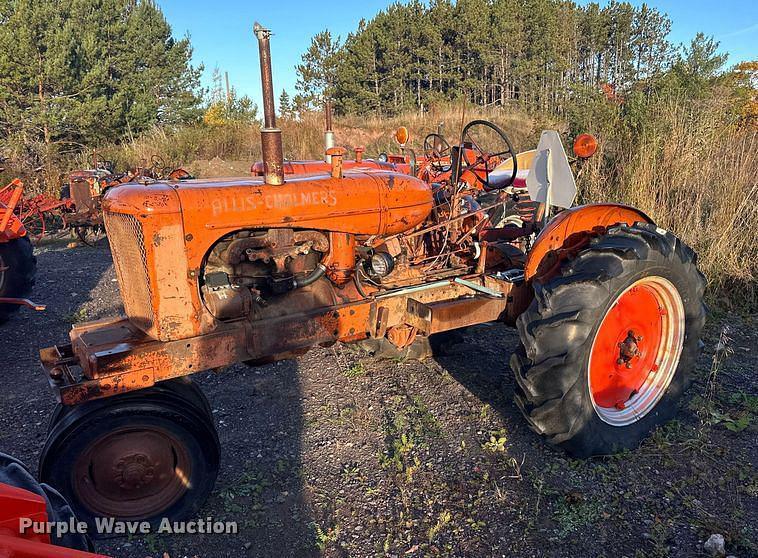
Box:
[0,241,755,558]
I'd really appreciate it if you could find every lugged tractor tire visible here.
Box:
[511,222,706,457]
[0,236,36,323]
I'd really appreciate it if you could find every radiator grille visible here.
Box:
[103,212,155,332]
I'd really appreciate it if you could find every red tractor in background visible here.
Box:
[0,180,43,323]
[61,156,194,244]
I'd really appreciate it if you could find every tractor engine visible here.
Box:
[100,170,433,343]
[200,227,334,322]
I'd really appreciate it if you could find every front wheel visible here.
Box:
[39,384,220,533]
[511,223,706,456]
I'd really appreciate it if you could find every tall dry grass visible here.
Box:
[38,99,756,309]
[578,97,757,308]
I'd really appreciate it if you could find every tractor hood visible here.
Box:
[103,170,432,239]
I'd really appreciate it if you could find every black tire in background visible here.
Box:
[0,236,36,323]
[511,223,706,457]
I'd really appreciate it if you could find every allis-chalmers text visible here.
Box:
[211,190,339,216]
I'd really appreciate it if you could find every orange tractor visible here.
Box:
[37,24,706,528]
[0,180,43,323]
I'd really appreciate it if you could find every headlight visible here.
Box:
[368,252,394,277]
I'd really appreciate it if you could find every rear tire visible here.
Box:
[511,223,706,456]
[0,236,36,323]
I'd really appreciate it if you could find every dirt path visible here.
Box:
[1,243,755,558]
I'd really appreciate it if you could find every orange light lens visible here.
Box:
[395,126,409,146]
[573,133,598,159]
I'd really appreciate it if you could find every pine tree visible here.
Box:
[279,90,293,119]
[295,30,341,111]
[0,0,202,151]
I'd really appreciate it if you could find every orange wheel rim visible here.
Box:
[588,276,685,426]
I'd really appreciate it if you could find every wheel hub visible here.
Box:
[74,427,190,518]
[115,453,156,490]
[588,277,685,426]
[617,330,642,368]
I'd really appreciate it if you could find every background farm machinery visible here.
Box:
[0,157,194,246]
[0,179,42,322]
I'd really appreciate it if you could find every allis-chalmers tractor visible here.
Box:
[37,24,706,528]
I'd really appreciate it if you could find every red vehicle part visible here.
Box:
[0,180,26,242]
[0,483,108,557]
[524,203,652,282]
[0,181,72,243]
[0,180,45,313]
[588,276,685,422]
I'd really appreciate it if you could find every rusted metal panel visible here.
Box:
[524,203,653,281]
[427,296,510,333]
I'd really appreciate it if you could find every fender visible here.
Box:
[0,179,28,242]
[524,203,653,282]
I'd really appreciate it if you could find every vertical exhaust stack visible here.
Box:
[324,100,335,163]
[253,22,284,185]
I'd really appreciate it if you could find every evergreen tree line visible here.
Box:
[290,0,737,118]
[0,0,201,156]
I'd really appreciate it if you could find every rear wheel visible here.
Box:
[511,223,706,456]
[40,383,219,533]
[0,236,36,323]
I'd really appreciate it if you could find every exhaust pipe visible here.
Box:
[253,22,284,185]
[324,100,335,163]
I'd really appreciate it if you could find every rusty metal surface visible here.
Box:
[73,425,190,519]
[427,296,509,333]
[0,297,45,310]
[0,179,26,241]
[41,270,523,406]
[524,203,653,281]
[254,22,284,186]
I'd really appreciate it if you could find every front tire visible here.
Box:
[511,223,706,457]
[40,385,220,534]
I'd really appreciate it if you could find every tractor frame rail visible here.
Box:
[42,275,528,406]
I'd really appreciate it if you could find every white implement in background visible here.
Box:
[526,130,577,213]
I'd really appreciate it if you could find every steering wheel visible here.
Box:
[423,133,452,172]
[460,120,517,190]
[149,154,166,177]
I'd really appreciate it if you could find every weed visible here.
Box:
[311,522,339,551]
[340,461,361,480]
[217,469,269,518]
[482,429,508,453]
[64,307,87,323]
[379,395,441,481]
[427,510,452,543]
[479,403,491,421]
[343,362,366,378]
[552,493,601,537]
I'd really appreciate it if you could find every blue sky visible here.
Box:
[158,0,758,109]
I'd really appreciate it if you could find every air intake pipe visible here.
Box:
[324,100,335,163]
[253,22,284,185]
